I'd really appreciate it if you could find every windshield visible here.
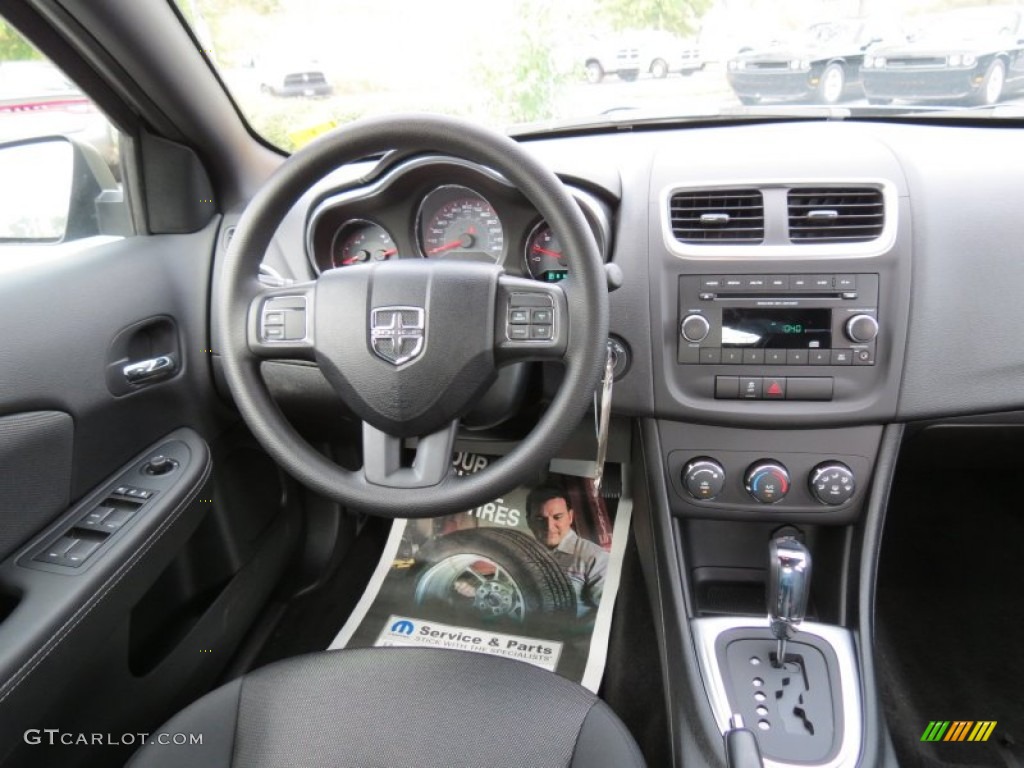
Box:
[175,0,1024,151]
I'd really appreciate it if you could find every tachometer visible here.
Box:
[418,186,504,262]
[525,222,568,282]
[331,220,397,269]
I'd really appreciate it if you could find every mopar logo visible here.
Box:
[390,620,415,635]
[370,306,425,365]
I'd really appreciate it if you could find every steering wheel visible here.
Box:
[216,114,608,517]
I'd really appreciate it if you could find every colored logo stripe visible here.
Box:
[921,721,997,742]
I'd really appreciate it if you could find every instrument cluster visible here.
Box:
[306,157,610,282]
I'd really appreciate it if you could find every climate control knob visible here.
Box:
[680,314,711,343]
[682,457,726,500]
[845,314,879,344]
[809,462,856,506]
[744,461,790,504]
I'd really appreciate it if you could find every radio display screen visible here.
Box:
[721,308,832,349]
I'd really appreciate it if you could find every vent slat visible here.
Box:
[670,189,764,244]
[787,187,884,243]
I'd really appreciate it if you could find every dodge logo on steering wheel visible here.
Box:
[370,306,425,365]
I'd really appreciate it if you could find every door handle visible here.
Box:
[123,355,175,384]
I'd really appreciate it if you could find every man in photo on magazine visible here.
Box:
[526,485,609,619]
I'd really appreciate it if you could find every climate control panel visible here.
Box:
[681,457,856,508]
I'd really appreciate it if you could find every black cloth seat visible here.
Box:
[127,647,646,768]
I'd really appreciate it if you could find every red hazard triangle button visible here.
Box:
[764,378,786,399]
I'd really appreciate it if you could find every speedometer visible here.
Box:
[418,186,504,262]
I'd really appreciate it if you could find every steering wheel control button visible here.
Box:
[845,314,879,344]
[680,314,711,343]
[739,377,763,399]
[506,293,556,344]
[261,296,308,342]
[682,458,727,501]
[745,462,791,504]
[810,463,856,506]
[531,308,553,324]
[715,376,740,399]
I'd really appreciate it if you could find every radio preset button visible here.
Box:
[809,350,831,365]
[742,349,765,365]
[721,277,745,291]
[700,277,723,290]
[722,349,743,365]
[699,348,722,364]
[681,314,711,343]
[768,276,789,290]
[765,350,786,365]
[787,349,808,366]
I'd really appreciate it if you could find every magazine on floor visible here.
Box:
[329,453,632,692]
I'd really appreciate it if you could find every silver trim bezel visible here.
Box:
[692,616,863,768]
[661,179,899,260]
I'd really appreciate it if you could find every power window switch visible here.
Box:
[100,509,136,532]
[79,506,116,533]
[34,536,79,564]
[63,538,103,567]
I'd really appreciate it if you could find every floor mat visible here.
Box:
[876,469,1024,768]
[329,455,632,692]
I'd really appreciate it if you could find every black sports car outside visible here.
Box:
[861,6,1024,106]
[727,19,886,105]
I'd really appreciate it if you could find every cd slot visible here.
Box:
[711,292,847,300]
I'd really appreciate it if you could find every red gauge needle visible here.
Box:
[428,240,464,255]
[531,245,563,258]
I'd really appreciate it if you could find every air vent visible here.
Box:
[670,189,765,244]
[788,187,884,243]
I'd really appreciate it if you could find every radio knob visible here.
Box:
[845,314,879,344]
[682,457,726,501]
[744,461,790,504]
[680,314,711,343]
[809,462,856,506]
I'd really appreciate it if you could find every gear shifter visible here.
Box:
[768,536,811,667]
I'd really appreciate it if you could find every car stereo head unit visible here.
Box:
[677,273,879,368]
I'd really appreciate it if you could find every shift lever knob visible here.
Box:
[768,536,811,666]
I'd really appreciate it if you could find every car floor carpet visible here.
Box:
[875,469,1024,768]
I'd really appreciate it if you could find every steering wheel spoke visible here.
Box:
[362,420,457,489]
[494,275,569,365]
[247,282,317,361]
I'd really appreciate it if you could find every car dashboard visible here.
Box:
[231,116,1024,766]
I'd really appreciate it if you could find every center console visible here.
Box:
[633,134,911,768]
